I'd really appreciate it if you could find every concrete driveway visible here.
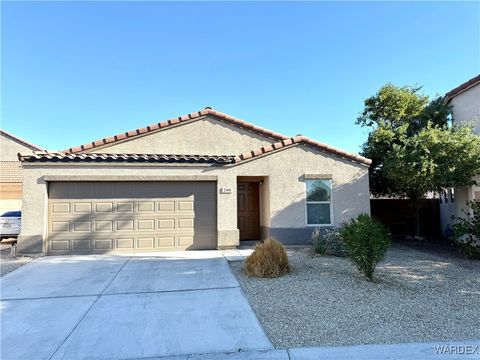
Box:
[0,251,272,359]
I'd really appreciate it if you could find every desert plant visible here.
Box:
[312,227,348,257]
[312,228,327,255]
[245,237,290,278]
[340,213,390,281]
[451,200,480,260]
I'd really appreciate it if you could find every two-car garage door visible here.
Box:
[47,182,217,255]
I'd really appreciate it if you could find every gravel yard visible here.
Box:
[230,244,480,348]
[0,243,33,276]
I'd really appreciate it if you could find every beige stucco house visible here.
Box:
[440,75,480,234]
[17,108,371,255]
[0,130,43,214]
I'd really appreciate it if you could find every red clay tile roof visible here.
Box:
[0,161,23,183]
[18,151,235,164]
[234,136,372,166]
[0,130,43,151]
[61,108,370,165]
[20,136,371,166]
[64,108,289,154]
[444,74,480,103]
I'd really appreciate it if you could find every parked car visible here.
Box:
[0,211,21,240]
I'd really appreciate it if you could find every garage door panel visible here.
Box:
[116,220,134,231]
[158,201,175,211]
[73,221,91,232]
[177,218,194,229]
[138,201,155,212]
[51,203,70,214]
[95,203,114,213]
[73,239,91,251]
[177,236,194,247]
[137,237,155,248]
[51,221,70,233]
[158,236,175,248]
[117,238,134,249]
[51,240,70,252]
[137,219,155,230]
[117,202,134,213]
[48,182,216,254]
[73,203,92,213]
[94,238,114,250]
[95,221,114,232]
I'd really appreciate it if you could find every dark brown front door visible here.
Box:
[237,182,260,240]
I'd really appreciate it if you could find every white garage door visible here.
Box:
[47,182,217,255]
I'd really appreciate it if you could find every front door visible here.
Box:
[237,182,260,240]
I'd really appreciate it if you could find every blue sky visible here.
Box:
[2,1,479,153]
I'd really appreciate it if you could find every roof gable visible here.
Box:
[1,130,43,151]
[1,130,43,162]
[234,136,371,166]
[56,107,371,166]
[445,74,480,103]
[65,108,288,154]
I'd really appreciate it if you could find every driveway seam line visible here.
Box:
[0,285,240,301]
[121,346,276,360]
[1,294,103,301]
[47,256,132,360]
[287,348,292,360]
[103,285,240,296]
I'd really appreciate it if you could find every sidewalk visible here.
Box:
[153,341,480,360]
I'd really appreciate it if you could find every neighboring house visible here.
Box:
[0,130,43,214]
[440,74,480,235]
[17,108,371,255]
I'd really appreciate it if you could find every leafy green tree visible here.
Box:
[383,125,480,234]
[357,84,430,130]
[358,84,480,235]
[451,200,480,259]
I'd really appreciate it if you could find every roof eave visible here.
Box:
[234,137,372,166]
[444,74,480,104]
[0,130,43,151]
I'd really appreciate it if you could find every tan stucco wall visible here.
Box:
[440,175,480,235]
[0,134,36,161]
[1,134,39,213]
[450,83,480,135]
[19,144,370,253]
[440,83,480,233]
[88,116,279,155]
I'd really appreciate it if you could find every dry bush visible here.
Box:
[245,238,290,278]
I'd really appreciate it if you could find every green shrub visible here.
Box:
[312,228,327,255]
[451,200,480,260]
[245,237,290,278]
[340,213,390,281]
[312,227,348,257]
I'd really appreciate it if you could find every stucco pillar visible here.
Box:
[17,167,47,254]
[216,173,239,248]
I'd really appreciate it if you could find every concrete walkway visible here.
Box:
[0,251,272,360]
[145,341,480,359]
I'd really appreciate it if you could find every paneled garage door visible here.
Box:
[47,181,217,255]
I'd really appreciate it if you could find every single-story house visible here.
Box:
[440,75,480,235]
[17,108,371,255]
[0,130,43,214]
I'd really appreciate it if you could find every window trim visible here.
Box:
[305,179,334,227]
